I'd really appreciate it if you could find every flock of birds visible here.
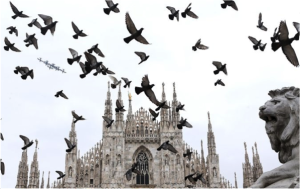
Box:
[1,0,299,187]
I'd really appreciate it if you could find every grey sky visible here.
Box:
[1,0,299,188]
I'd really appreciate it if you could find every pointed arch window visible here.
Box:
[136,152,149,185]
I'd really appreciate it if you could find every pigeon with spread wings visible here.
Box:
[104,0,120,15]
[0,159,4,175]
[38,14,58,35]
[55,90,68,99]
[195,173,207,184]
[125,163,141,181]
[10,2,29,19]
[181,3,198,19]
[221,0,238,11]
[80,52,102,78]
[24,33,38,49]
[185,173,197,185]
[56,171,65,179]
[28,18,42,28]
[212,61,227,75]
[177,117,193,129]
[109,75,121,89]
[94,64,115,76]
[157,141,178,153]
[19,135,34,150]
[135,51,149,64]
[102,116,114,128]
[67,48,82,65]
[14,66,34,80]
[192,39,209,51]
[121,77,132,88]
[124,12,150,44]
[71,111,85,124]
[64,138,76,152]
[166,6,179,21]
[257,13,267,31]
[115,99,126,112]
[4,37,21,52]
[149,108,159,121]
[183,149,193,161]
[88,44,105,57]
[176,102,185,112]
[248,36,267,51]
[7,26,18,36]
[215,79,225,86]
[72,22,87,39]
[0,133,3,141]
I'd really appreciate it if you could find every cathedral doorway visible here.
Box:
[136,152,149,185]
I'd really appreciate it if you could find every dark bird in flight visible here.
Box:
[72,22,87,39]
[215,79,225,86]
[10,2,29,19]
[19,135,34,150]
[135,51,149,64]
[71,110,85,123]
[181,3,198,19]
[115,99,126,112]
[221,0,238,11]
[185,173,197,185]
[67,48,82,65]
[248,36,267,51]
[155,101,170,111]
[14,66,34,80]
[183,149,193,161]
[124,12,150,44]
[4,37,21,52]
[64,138,76,152]
[7,26,18,36]
[149,108,159,121]
[0,160,4,175]
[88,44,105,57]
[0,133,4,141]
[125,163,141,181]
[56,171,65,179]
[166,6,179,21]
[192,39,209,51]
[38,14,58,35]
[177,117,193,129]
[257,13,267,31]
[195,173,207,184]
[157,141,178,153]
[212,61,227,75]
[54,90,68,99]
[79,62,88,78]
[28,18,42,28]
[121,77,132,88]
[94,64,115,76]
[294,22,300,34]
[102,116,114,128]
[176,102,185,112]
[80,52,102,78]
[24,33,38,49]
[110,75,121,89]
[271,27,279,43]
[272,21,299,67]
[104,0,120,15]
[135,75,170,109]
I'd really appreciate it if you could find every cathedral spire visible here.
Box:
[16,149,29,188]
[173,82,177,101]
[234,172,238,188]
[46,171,50,188]
[40,171,44,189]
[28,141,40,188]
[104,81,113,118]
[162,82,166,101]
[208,111,212,132]
[244,142,249,163]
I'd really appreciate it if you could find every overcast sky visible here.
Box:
[1,0,299,188]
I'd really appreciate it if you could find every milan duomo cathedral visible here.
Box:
[15,82,264,188]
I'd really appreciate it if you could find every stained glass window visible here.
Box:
[136,152,149,185]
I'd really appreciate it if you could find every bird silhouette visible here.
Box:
[181,3,198,19]
[257,13,267,31]
[177,117,193,129]
[215,79,225,86]
[221,0,238,11]
[149,108,159,121]
[135,52,149,64]
[192,39,209,51]
[115,99,126,112]
[56,171,65,179]
[64,138,76,152]
[103,0,120,15]
[4,37,21,52]
[157,141,178,153]
[67,48,82,65]
[14,66,34,80]
[28,18,42,28]
[176,102,185,112]
[212,61,227,75]
[72,22,87,39]
[121,77,132,88]
[71,111,85,123]
[183,149,193,161]
[248,36,267,51]
[125,163,141,181]
[7,26,18,36]
[102,116,114,128]
[39,14,58,35]
[20,135,34,150]
[54,90,68,99]
[88,44,105,57]
[10,2,29,19]
[166,6,179,21]
[24,33,38,49]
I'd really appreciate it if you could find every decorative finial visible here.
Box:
[173,82,175,92]
[244,142,247,152]
[252,146,254,155]
[208,111,210,120]
[108,81,110,89]
[162,82,165,87]
[35,139,38,149]
[128,92,132,101]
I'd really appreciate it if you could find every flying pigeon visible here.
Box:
[181,3,198,19]
[28,18,42,28]
[176,102,185,112]
[56,171,65,179]
[125,163,141,181]
[272,21,299,67]
[24,33,38,49]
[14,66,34,80]
[80,52,102,78]
[54,90,68,99]
[38,14,58,35]
[192,39,209,51]
[212,61,227,75]
[79,62,88,79]
[155,101,170,111]
[135,75,170,109]
[183,149,193,161]
[135,52,149,64]
[221,0,238,11]
[19,135,34,150]
[0,160,4,175]
[248,36,267,51]
[115,99,126,112]
[88,44,105,57]
[166,6,179,21]
[72,22,87,39]
[271,27,279,43]
[121,77,132,88]
[157,141,178,153]
[293,22,300,34]
[149,108,159,121]
[102,116,114,128]
[71,111,85,123]
[10,2,29,19]
[67,48,82,65]
[64,138,76,152]
[124,12,150,44]
[94,64,115,76]
[109,75,121,89]
[177,117,193,129]
[7,26,18,36]
[0,133,4,141]
[257,13,267,31]
[185,173,197,185]
[195,173,207,184]
[215,79,225,86]
[4,37,21,52]
[103,0,120,15]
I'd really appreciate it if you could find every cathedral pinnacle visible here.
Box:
[244,142,247,154]
[128,92,132,101]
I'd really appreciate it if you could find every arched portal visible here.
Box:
[136,152,149,184]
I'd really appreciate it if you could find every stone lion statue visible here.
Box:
[251,86,299,188]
